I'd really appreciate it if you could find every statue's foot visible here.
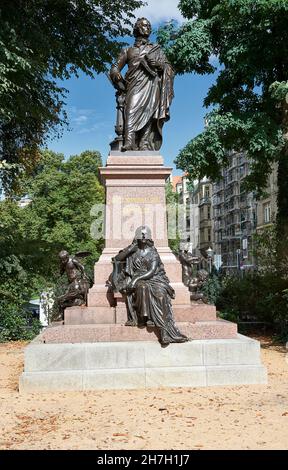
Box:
[122,144,134,151]
[146,320,155,327]
[139,145,150,151]
[161,335,190,345]
[176,336,190,343]
[125,320,137,327]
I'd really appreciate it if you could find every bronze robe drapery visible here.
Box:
[111,42,174,150]
[120,246,187,344]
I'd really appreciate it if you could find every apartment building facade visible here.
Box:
[170,154,278,270]
[171,175,212,256]
[256,164,278,231]
[212,151,257,270]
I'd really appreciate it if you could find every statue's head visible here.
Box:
[59,250,69,262]
[134,225,153,245]
[133,17,152,39]
[197,269,209,282]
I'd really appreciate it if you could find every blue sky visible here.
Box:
[48,0,219,174]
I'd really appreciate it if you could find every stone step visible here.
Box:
[23,335,262,372]
[173,304,216,322]
[19,335,267,392]
[42,320,237,344]
[20,364,268,392]
[64,303,217,325]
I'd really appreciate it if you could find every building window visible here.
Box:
[207,206,211,220]
[205,186,210,198]
[208,229,211,242]
[264,203,271,224]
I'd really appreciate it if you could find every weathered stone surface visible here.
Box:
[24,336,262,371]
[206,365,267,386]
[19,336,268,392]
[24,343,86,372]
[68,300,217,325]
[145,366,207,388]
[173,304,216,322]
[84,369,146,390]
[203,334,261,366]
[42,319,237,344]
[65,306,115,325]
[19,371,84,392]
[85,342,145,369]
[144,341,203,368]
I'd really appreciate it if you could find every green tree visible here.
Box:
[158,0,288,259]
[21,149,105,278]
[0,0,143,193]
[166,181,181,252]
[0,148,105,339]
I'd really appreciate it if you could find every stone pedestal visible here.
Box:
[86,151,208,323]
[19,151,268,392]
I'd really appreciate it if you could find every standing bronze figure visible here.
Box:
[109,17,174,151]
[178,249,199,287]
[56,251,91,318]
[189,269,209,303]
[112,226,189,345]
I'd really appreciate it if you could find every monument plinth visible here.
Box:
[87,151,192,321]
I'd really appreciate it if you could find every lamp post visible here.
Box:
[206,246,213,274]
[236,248,241,273]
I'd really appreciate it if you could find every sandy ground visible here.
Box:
[0,336,287,450]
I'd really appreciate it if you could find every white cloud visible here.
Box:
[73,115,88,124]
[76,122,110,135]
[134,0,184,25]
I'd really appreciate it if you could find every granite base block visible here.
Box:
[206,365,267,386]
[66,303,217,325]
[19,335,267,392]
[41,320,237,344]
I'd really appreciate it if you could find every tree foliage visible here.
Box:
[158,0,288,255]
[165,181,181,252]
[0,149,104,339]
[0,0,143,192]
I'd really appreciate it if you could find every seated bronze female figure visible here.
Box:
[112,226,189,345]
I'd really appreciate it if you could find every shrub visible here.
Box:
[216,272,288,338]
[200,274,222,305]
[0,301,42,342]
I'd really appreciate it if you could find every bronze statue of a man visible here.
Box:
[109,17,174,151]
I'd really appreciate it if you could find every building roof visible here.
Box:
[171,175,183,191]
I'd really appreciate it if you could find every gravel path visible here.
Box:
[0,337,287,450]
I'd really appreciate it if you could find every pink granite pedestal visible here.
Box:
[61,151,237,343]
